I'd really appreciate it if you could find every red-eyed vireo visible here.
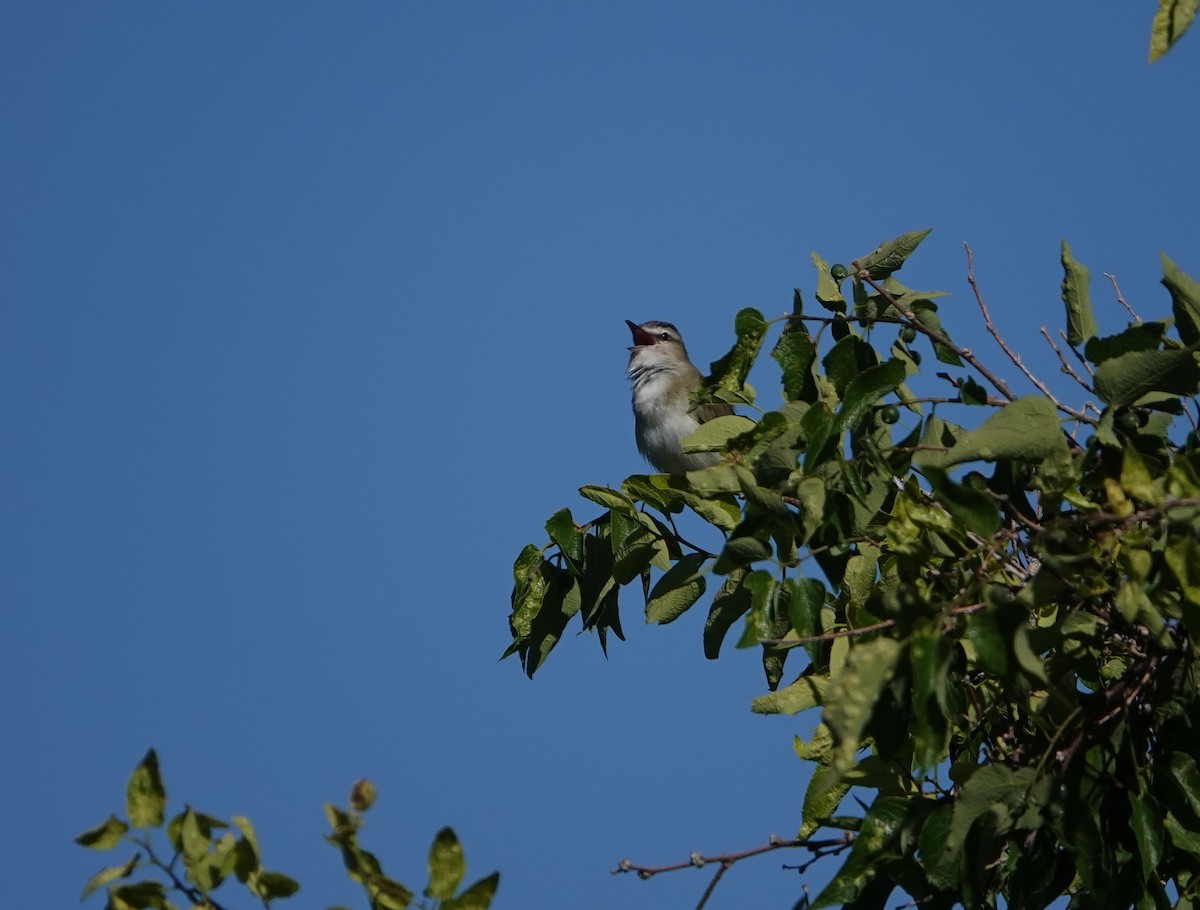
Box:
[626,319,734,474]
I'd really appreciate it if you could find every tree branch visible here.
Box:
[963,244,1094,423]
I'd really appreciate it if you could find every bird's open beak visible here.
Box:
[626,319,657,348]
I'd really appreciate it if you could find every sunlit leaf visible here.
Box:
[645,553,708,624]
[1061,240,1098,346]
[76,815,129,851]
[680,414,757,453]
[81,852,140,900]
[751,673,827,715]
[810,796,909,908]
[426,827,465,901]
[126,750,166,830]
[854,229,933,281]
[942,396,1065,466]
[1150,0,1199,61]
[1094,348,1200,408]
[813,252,847,313]
[442,871,500,910]
[703,568,752,659]
[823,637,903,779]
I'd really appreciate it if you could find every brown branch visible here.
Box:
[1103,272,1141,322]
[762,602,987,648]
[1039,325,1095,392]
[1075,496,1200,527]
[1057,329,1096,379]
[614,835,848,878]
[853,266,1020,406]
[135,837,233,910]
[964,245,1094,423]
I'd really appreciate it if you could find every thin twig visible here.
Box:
[614,836,846,879]
[694,863,729,910]
[136,837,232,910]
[1104,273,1141,322]
[854,268,1020,406]
[763,602,987,648]
[1057,329,1096,379]
[1039,326,1095,392]
[964,245,1093,423]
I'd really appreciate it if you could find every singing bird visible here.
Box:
[626,319,734,474]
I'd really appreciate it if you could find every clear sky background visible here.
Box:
[3,4,1198,909]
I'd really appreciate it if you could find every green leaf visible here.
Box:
[810,796,909,908]
[1166,537,1200,606]
[823,336,877,399]
[645,553,708,624]
[751,673,827,715]
[942,396,1065,466]
[621,475,684,515]
[108,880,168,909]
[1150,0,1199,61]
[577,485,634,513]
[1085,321,1169,364]
[798,762,849,839]
[922,466,1002,537]
[960,376,988,405]
[773,330,819,402]
[126,750,166,829]
[544,508,584,565]
[254,869,300,901]
[700,307,769,404]
[855,229,932,281]
[507,544,548,644]
[426,827,465,900]
[81,852,140,900]
[703,568,752,659]
[76,814,130,850]
[367,876,415,910]
[786,576,826,644]
[813,252,847,313]
[442,871,500,910]
[1162,252,1200,345]
[949,765,1039,848]
[910,625,952,772]
[1094,347,1200,408]
[1171,753,1200,819]
[1061,240,1098,346]
[612,526,659,584]
[522,564,583,676]
[680,414,757,453]
[232,815,261,880]
[805,359,905,470]
[910,300,965,366]
[823,637,903,779]
[1130,793,1164,882]
[676,488,740,532]
[833,359,906,435]
[1165,811,1200,857]
[180,807,211,864]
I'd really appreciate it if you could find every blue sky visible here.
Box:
[3,4,1198,909]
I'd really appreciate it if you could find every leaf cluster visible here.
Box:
[77,751,498,910]
[506,232,1200,908]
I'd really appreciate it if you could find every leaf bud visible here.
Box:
[350,779,377,812]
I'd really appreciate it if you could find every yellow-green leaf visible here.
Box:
[126,749,166,829]
[426,827,465,901]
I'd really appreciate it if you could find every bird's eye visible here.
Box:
[659,332,671,341]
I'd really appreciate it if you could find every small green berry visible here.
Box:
[880,405,900,424]
[900,326,918,343]
[830,263,849,282]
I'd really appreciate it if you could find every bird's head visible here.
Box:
[626,319,692,370]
